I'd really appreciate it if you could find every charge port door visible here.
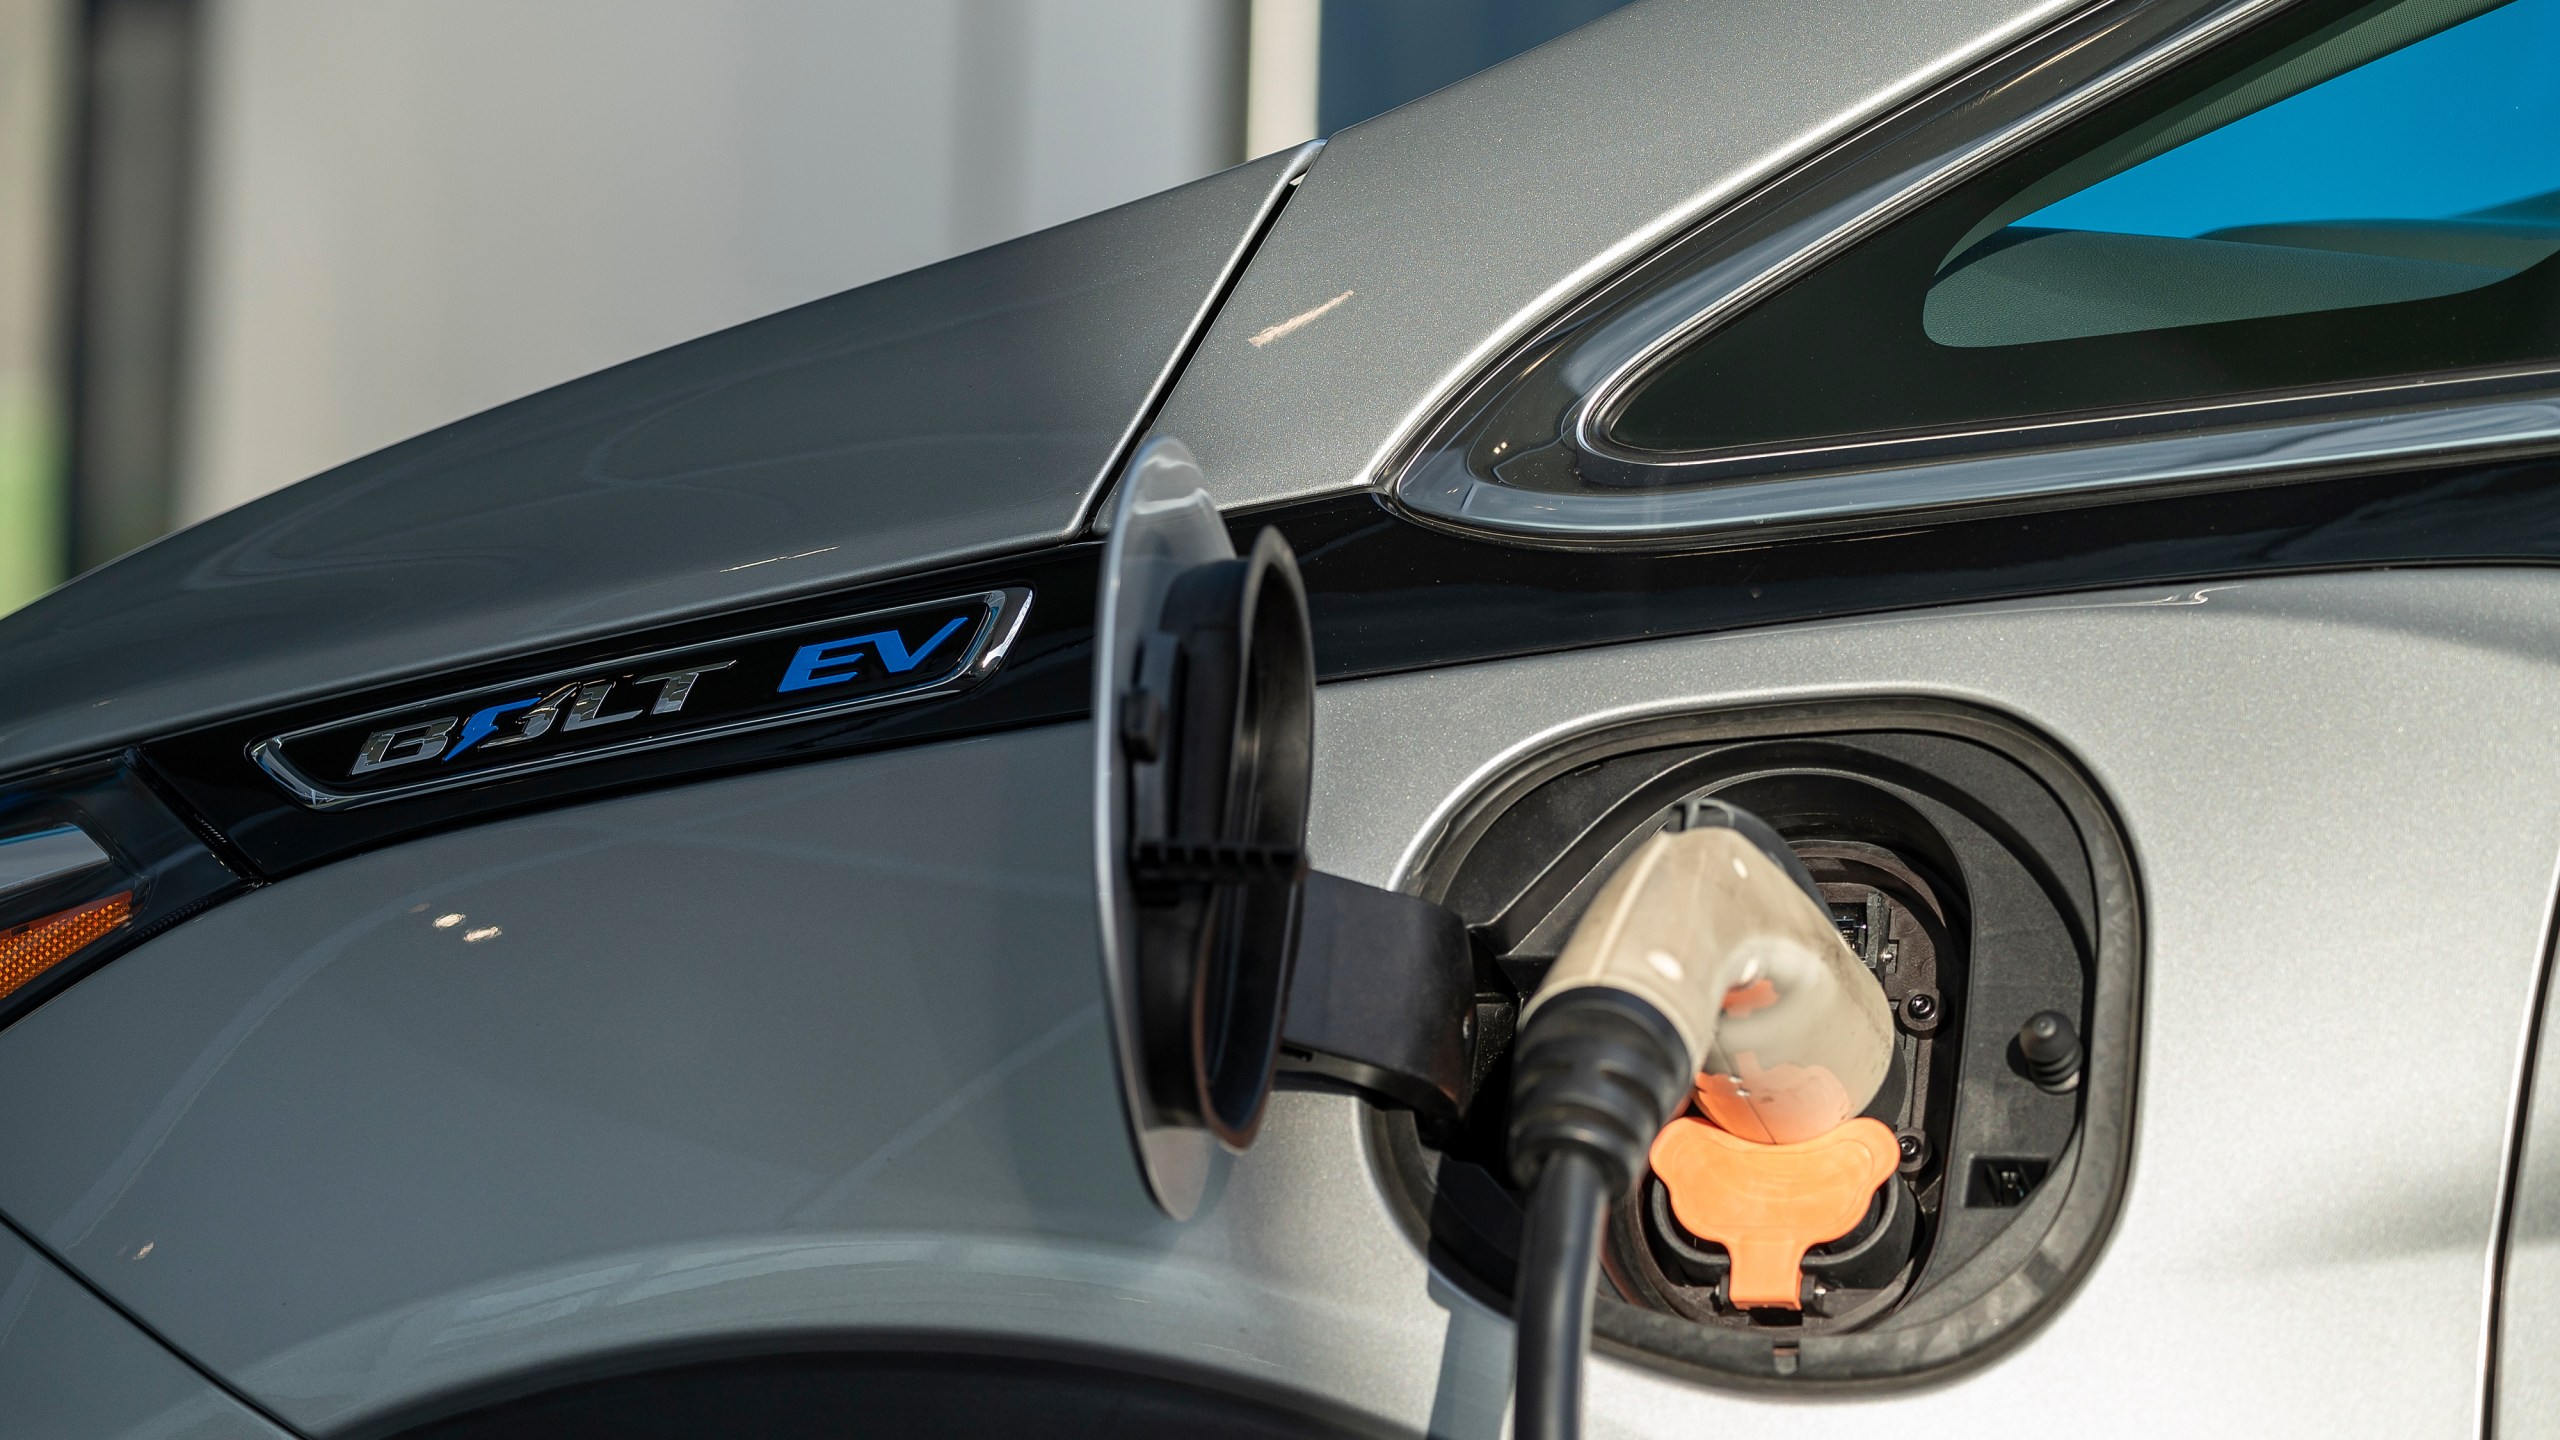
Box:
[1091,438,1471,1218]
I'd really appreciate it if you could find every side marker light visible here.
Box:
[0,759,250,1029]
[0,891,134,1001]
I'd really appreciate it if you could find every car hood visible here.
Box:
[0,144,1313,775]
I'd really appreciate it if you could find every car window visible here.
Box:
[1605,0,2560,458]
[1926,0,2560,347]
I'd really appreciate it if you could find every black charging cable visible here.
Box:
[1506,987,1691,1440]
[1503,799,1858,1437]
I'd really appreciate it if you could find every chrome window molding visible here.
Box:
[251,587,1033,812]
[1406,371,2560,541]
[1382,0,2560,546]
[1562,0,2284,459]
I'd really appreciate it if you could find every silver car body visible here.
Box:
[2,0,2555,1435]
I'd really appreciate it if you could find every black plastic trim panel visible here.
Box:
[141,547,1098,878]
[97,450,2560,879]
[1264,454,2560,681]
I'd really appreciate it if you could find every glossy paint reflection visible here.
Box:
[0,145,1313,776]
[0,1224,289,1438]
[0,725,1169,1431]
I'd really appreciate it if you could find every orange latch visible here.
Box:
[1647,1113,1899,1309]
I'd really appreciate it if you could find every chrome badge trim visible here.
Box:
[253,588,1033,811]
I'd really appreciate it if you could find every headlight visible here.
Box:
[0,757,246,1028]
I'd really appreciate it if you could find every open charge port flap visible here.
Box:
[1365,706,2136,1386]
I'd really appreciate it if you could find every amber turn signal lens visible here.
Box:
[0,891,132,1002]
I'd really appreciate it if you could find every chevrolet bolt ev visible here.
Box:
[6,0,2560,1435]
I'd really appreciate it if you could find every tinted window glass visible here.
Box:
[1928,0,2560,347]
[1608,0,2560,457]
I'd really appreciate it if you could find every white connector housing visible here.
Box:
[1521,826,1896,1143]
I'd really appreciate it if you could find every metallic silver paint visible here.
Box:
[0,142,1316,779]
[1091,438,1234,1219]
[0,1226,290,1439]
[0,723,1169,1433]
[1306,569,2560,1438]
[2499,955,2560,1433]
[2,570,2551,1435]
[1145,0,2097,515]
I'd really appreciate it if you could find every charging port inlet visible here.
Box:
[1366,702,2138,1387]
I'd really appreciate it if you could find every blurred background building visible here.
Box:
[0,0,1632,615]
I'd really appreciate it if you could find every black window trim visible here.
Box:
[1388,0,2560,546]
[1425,365,2560,540]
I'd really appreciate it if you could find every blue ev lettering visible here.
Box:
[777,616,968,693]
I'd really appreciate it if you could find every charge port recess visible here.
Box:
[1369,712,2130,1384]
[1625,839,1952,1329]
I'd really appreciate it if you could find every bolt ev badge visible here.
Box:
[252,589,1030,810]
[347,660,739,776]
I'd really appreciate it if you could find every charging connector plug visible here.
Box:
[1504,800,1897,1440]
